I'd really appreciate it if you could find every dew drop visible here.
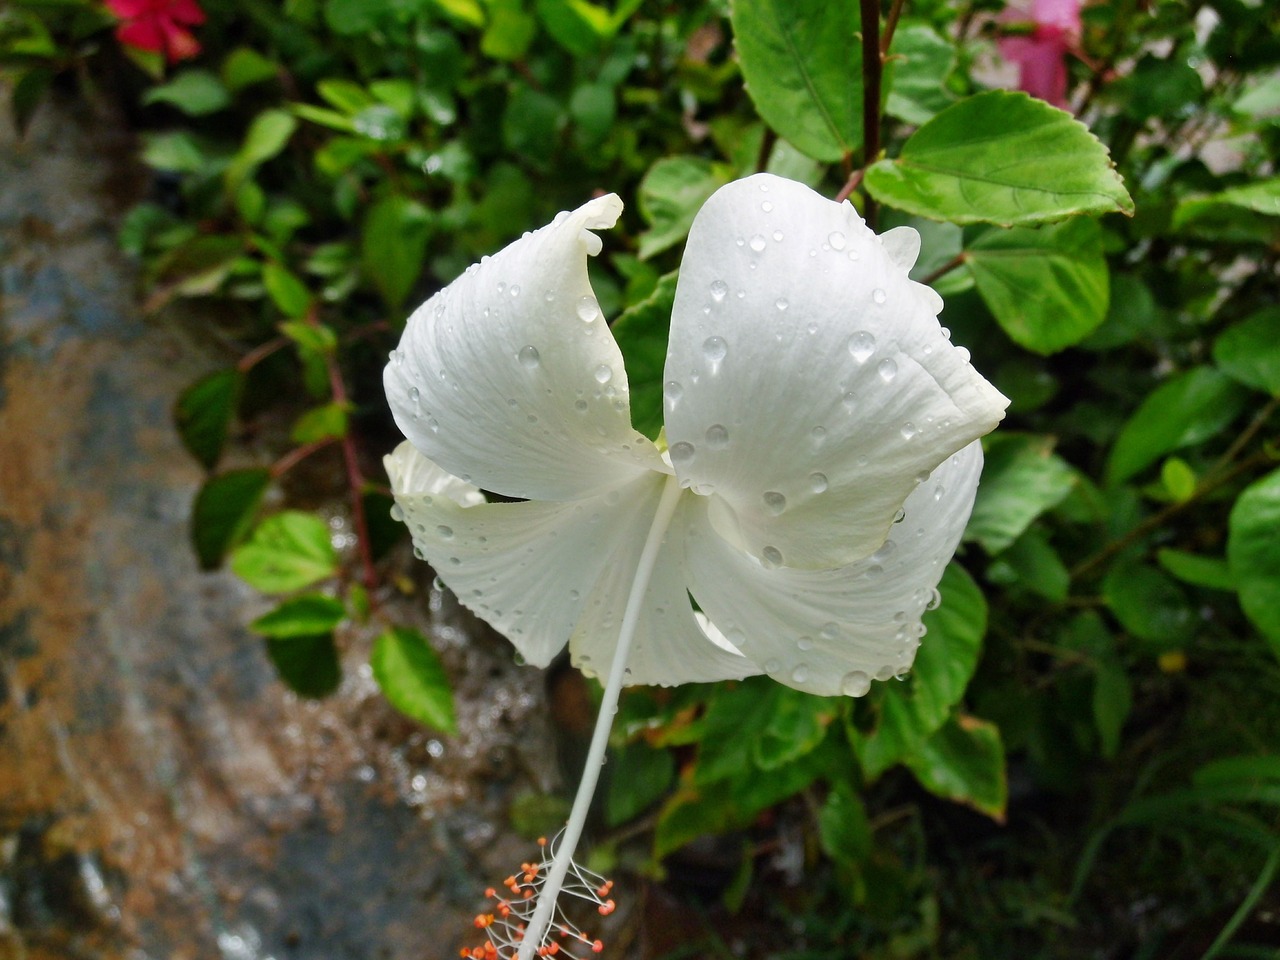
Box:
[705,424,730,449]
[593,364,613,384]
[876,665,896,681]
[510,284,521,297]
[702,336,728,366]
[847,330,876,363]
[797,636,813,652]
[669,441,696,466]
[762,491,787,515]
[772,230,784,242]
[762,545,784,567]
[933,483,945,501]
[389,503,404,522]
[810,425,827,447]
[710,279,729,302]
[574,399,588,412]
[517,345,540,368]
[828,231,847,251]
[900,421,918,440]
[791,663,809,684]
[877,358,898,382]
[956,346,971,362]
[927,588,942,610]
[749,234,767,252]
[663,380,684,406]
[820,622,840,641]
[809,472,828,493]
[436,525,454,539]
[408,386,420,404]
[841,671,872,697]
[544,290,556,303]
[776,297,789,311]
[872,287,887,305]
[576,297,600,322]
[761,200,774,212]
[764,658,781,673]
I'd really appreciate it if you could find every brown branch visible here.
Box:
[859,0,883,229]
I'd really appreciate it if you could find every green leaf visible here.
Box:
[1213,307,1280,397]
[818,781,872,865]
[230,511,339,593]
[175,367,242,470]
[731,0,863,162]
[1157,548,1237,592]
[191,468,271,570]
[1105,367,1250,486]
[1103,561,1196,649]
[371,627,457,732]
[864,91,1133,226]
[966,434,1076,553]
[905,715,1007,820]
[142,70,231,116]
[481,0,537,60]
[262,262,312,318]
[612,271,677,439]
[1174,177,1280,228]
[985,528,1069,602]
[636,157,733,260]
[250,594,346,638]
[266,634,341,698]
[754,687,837,771]
[965,218,1110,354]
[362,194,432,311]
[221,47,279,93]
[226,110,297,192]
[1228,468,1280,657]
[279,319,338,355]
[291,403,349,444]
[1092,660,1132,760]
[141,130,213,174]
[606,739,675,826]
[884,23,955,125]
[537,0,618,55]
[1161,457,1197,502]
[501,86,562,164]
[855,565,987,779]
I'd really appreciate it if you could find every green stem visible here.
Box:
[516,475,684,960]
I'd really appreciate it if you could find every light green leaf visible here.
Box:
[225,109,297,192]
[966,434,1076,553]
[1213,307,1280,397]
[141,130,213,174]
[856,565,987,779]
[905,715,1007,820]
[731,0,863,162]
[175,368,242,470]
[142,70,231,116]
[221,48,279,93]
[1174,177,1280,227]
[230,511,339,593]
[481,0,537,60]
[262,262,311,318]
[251,594,346,638]
[361,194,432,311]
[291,403,349,443]
[191,468,271,570]
[884,23,955,125]
[636,157,733,259]
[966,219,1109,355]
[864,91,1133,226]
[1157,548,1237,592]
[372,627,457,732]
[1227,468,1280,657]
[1105,367,1250,486]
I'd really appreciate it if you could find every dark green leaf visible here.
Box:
[250,594,346,638]
[175,367,242,470]
[985,528,1070,602]
[818,780,872,865]
[1093,660,1132,760]
[1105,367,1250,486]
[1227,467,1280,657]
[612,271,677,439]
[606,739,675,826]
[230,511,339,593]
[865,91,1133,226]
[263,262,312,318]
[905,715,1007,820]
[966,434,1076,553]
[1213,307,1280,397]
[266,634,341,698]
[1103,561,1196,649]
[362,194,432,311]
[966,219,1110,354]
[731,0,863,162]
[191,468,271,570]
[371,627,457,732]
[1157,548,1237,592]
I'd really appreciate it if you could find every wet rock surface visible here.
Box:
[0,95,569,960]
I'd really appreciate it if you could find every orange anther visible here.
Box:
[485,887,497,897]
[474,913,494,928]
[598,899,615,916]
[592,940,604,953]
[537,836,548,846]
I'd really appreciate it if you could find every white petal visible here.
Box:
[880,225,922,272]
[568,492,761,687]
[385,195,664,502]
[386,441,663,668]
[684,440,985,697]
[663,174,1008,569]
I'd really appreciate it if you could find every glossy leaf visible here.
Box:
[175,367,242,470]
[865,92,1133,226]
[1213,307,1280,397]
[1227,467,1280,657]
[191,468,271,570]
[636,157,733,260]
[371,627,457,732]
[731,0,863,162]
[965,219,1110,355]
[1105,367,1250,486]
[884,23,955,125]
[905,715,1007,821]
[250,594,346,638]
[966,434,1076,553]
[230,511,339,593]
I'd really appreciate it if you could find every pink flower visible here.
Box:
[998,0,1082,107]
[106,0,206,64]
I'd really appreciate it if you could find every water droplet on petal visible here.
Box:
[872,287,886,304]
[517,345,540,368]
[841,671,872,697]
[772,230,783,242]
[710,279,728,302]
[594,364,613,384]
[669,441,696,466]
[776,298,789,311]
[574,399,588,412]
[809,472,828,493]
[847,330,876,363]
[820,622,840,641]
[828,231,846,251]
[810,426,827,447]
[761,200,774,212]
[900,421,918,440]
[702,336,728,367]
[764,658,781,673]
[749,234,767,252]
[877,358,898,382]
[927,588,942,610]
[577,297,599,322]
[791,663,809,684]
[933,483,945,501]
[436,525,454,539]
[663,380,683,407]
[705,424,729,449]
[762,491,787,515]
[389,503,404,522]
[510,284,521,297]
[409,386,420,404]
[762,545,784,567]
[797,636,813,651]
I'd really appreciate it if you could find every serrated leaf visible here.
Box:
[965,218,1109,354]
[266,634,341,698]
[362,194,432,311]
[1105,367,1250,486]
[175,367,242,470]
[372,627,457,731]
[905,715,1006,820]
[731,0,863,162]
[966,434,1076,553]
[230,511,339,593]
[1213,307,1280,397]
[251,594,346,638]
[1227,467,1280,657]
[865,91,1133,226]
[636,157,733,260]
[191,468,270,570]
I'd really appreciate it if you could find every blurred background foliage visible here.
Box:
[3,0,1279,956]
